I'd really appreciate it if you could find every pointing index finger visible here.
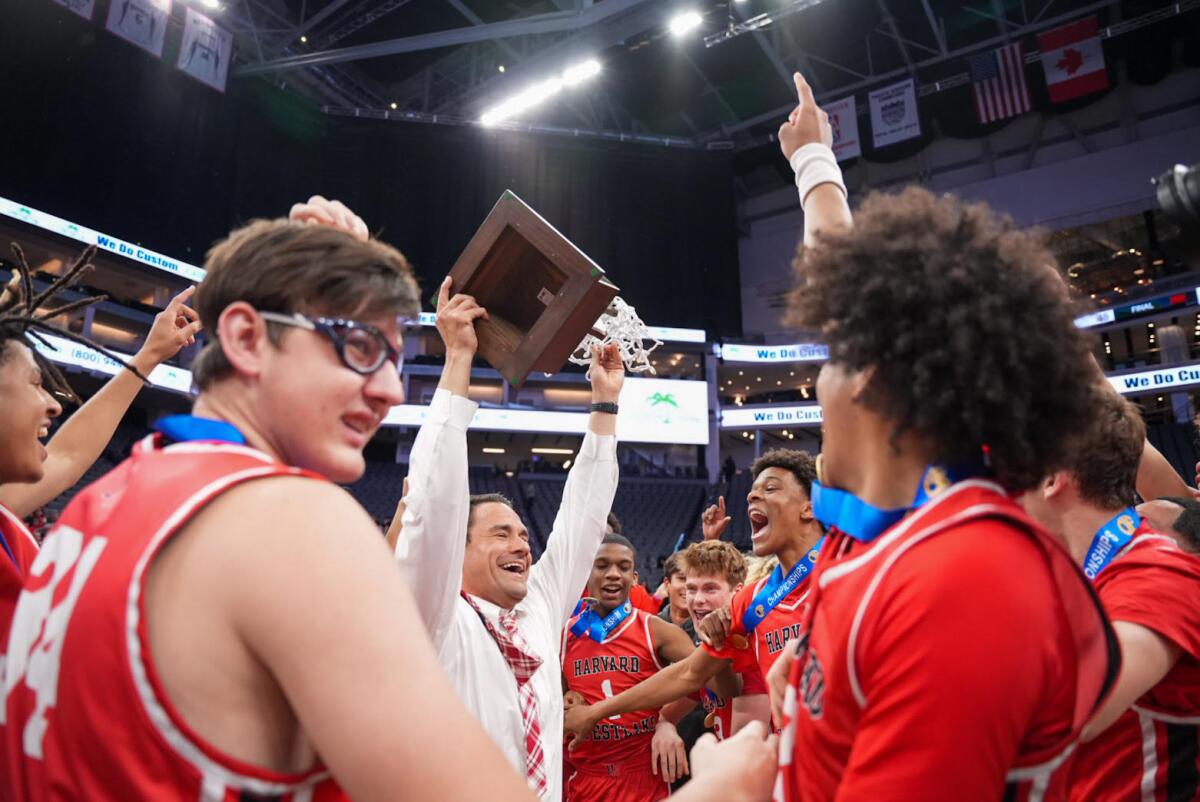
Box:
[168,285,197,309]
[437,276,452,309]
[793,71,815,105]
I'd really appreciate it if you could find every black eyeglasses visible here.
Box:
[258,311,404,376]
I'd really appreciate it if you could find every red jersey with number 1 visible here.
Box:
[775,480,1117,802]
[1068,530,1200,802]
[563,608,664,767]
[2,436,345,802]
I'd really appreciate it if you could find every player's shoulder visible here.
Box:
[1110,532,1200,576]
[872,513,1060,616]
[1099,532,1200,605]
[181,476,375,566]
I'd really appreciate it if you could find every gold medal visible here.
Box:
[730,633,749,650]
[704,710,716,729]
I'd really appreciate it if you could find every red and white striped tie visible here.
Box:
[462,593,548,797]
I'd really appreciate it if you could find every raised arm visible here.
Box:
[392,278,485,648]
[778,72,852,247]
[526,343,622,627]
[0,287,200,517]
[1136,439,1194,502]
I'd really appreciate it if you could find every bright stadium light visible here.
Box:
[480,59,601,126]
[480,78,563,127]
[669,10,703,36]
[562,59,601,86]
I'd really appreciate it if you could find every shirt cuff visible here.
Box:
[428,388,479,429]
[578,430,617,461]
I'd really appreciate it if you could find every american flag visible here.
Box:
[968,42,1031,123]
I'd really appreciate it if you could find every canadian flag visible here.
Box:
[1038,16,1109,103]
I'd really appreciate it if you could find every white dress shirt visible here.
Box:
[394,389,619,802]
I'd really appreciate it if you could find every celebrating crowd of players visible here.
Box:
[0,68,1197,802]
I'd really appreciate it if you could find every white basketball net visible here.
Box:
[569,296,662,376]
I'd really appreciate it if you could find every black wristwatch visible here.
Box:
[590,402,619,415]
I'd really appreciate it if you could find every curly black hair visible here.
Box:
[788,186,1101,492]
[0,243,142,403]
[752,448,817,499]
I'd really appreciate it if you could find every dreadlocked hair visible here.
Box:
[1,242,146,404]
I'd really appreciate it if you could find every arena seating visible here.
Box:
[38,423,1198,585]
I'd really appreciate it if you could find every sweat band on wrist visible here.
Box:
[789,143,847,207]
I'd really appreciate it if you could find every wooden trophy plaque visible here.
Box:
[440,190,619,387]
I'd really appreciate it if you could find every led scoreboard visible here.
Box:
[1075,288,1200,329]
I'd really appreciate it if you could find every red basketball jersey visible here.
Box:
[1068,531,1200,802]
[701,565,812,678]
[563,608,663,766]
[0,502,40,791]
[2,435,345,802]
[775,480,1117,802]
[0,502,40,637]
[693,664,766,741]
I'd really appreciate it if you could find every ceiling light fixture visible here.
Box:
[669,10,703,36]
[532,447,575,455]
[480,59,601,126]
[482,447,506,454]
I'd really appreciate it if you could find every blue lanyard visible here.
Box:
[740,537,824,634]
[812,463,980,543]
[1082,507,1139,581]
[154,415,247,445]
[570,600,633,642]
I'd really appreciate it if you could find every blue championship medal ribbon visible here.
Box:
[739,537,824,635]
[570,600,633,642]
[154,414,247,445]
[1082,507,1139,581]
[812,463,976,543]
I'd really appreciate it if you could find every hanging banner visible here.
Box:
[869,79,921,148]
[52,0,95,21]
[105,0,171,58]
[178,7,233,92]
[824,95,861,162]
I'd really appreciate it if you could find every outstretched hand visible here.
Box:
[701,496,732,541]
[778,72,832,160]
[564,702,600,750]
[684,722,778,802]
[136,286,202,369]
[289,195,370,242]
[435,277,488,358]
[589,342,625,404]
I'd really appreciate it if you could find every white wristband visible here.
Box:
[789,143,846,207]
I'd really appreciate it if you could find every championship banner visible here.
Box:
[869,79,921,148]
[105,0,171,58]
[825,95,861,162]
[52,0,95,21]
[178,8,233,92]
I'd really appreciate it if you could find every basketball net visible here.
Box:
[568,296,662,376]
